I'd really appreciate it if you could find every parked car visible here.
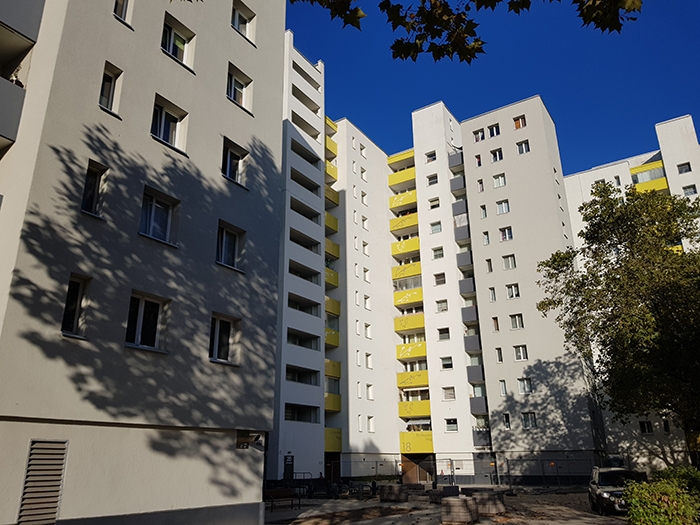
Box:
[588,466,637,515]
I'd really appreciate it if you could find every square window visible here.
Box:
[81,160,107,216]
[61,276,89,335]
[489,124,500,137]
[500,227,513,242]
[499,380,506,396]
[431,221,442,234]
[489,287,496,302]
[209,314,241,363]
[480,205,487,219]
[483,231,490,245]
[140,190,177,243]
[503,413,511,430]
[441,356,453,369]
[517,140,530,155]
[639,421,653,434]
[125,293,167,349]
[114,0,129,20]
[438,328,450,341]
[510,314,524,329]
[232,1,255,40]
[503,254,516,270]
[474,129,485,142]
[475,155,482,168]
[506,284,520,299]
[429,198,440,209]
[493,174,506,188]
[433,247,444,259]
[522,412,537,429]
[227,65,252,108]
[427,174,438,186]
[151,99,185,148]
[678,162,692,174]
[683,185,697,196]
[514,115,526,130]
[436,300,448,313]
[367,415,375,432]
[486,259,493,273]
[426,151,437,163]
[365,352,373,368]
[496,200,510,215]
[443,386,456,401]
[445,418,458,432]
[518,378,533,394]
[496,347,503,363]
[491,149,503,162]
[222,139,248,183]
[477,179,484,192]
[217,223,243,269]
[99,62,122,112]
[435,273,446,285]
[492,317,499,332]
[514,345,528,361]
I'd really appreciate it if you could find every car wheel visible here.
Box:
[589,496,597,512]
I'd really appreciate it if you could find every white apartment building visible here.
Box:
[0,1,285,524]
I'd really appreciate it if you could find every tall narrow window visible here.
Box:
[140,192,174,243]
[367,415,375,432]
[161,22,188,63]
[232,1,255,40]
[222,140,248,183]
[99,63,122,112]
[503,413,511,429]
[114,0,128,20]
[486,259,493,273]
[217,225,240,269]
[495,347,503,363]
[492,317,500,332]
[489,288,496,302]
[151,99,185,148]
[61,277,88,335]
[209,314,241,363]
[125,294,166,349]
[483,232,490,245]
[499,380,507,396]
[475,155,482,167]
[227,65,252,109]
[480,205,487,219]
[81,161,107,215]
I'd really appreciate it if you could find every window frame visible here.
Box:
[430,221,442,234]
[442,386,456,401]
[216,224,241,270]
[139,191,175,244]
[493,173,506,188]
[678,162,692,174]
[522,412,537,429]
[227,65,252,109]
[514,345,528,361]
[125,293,167,351]
[426,151,437,163]
[500,227,513,242]
[434,273,446,286]
[496,347,503,363]
[518,377,533,395]
[427,174,438,186]
[510,314,524,330]
[488,123,500,137]
[683,185,697,196]
[436,300,448,313]
[473,129,485,142]
[114,0,129,20]
[99,70,117,111]
[432,247,444,260]
[209,314,242,365]
[151,103,181,148]
[514,115,526,130]
[429,198,440,209]
[222,139,248,184]
[503,254,516,270]
[445,418,459,432]
[81,160,107,217]
[438,328,450,341]
[496,199,510,215]
[61,276,89,336]
[517,140,530,155]
[161,22,189,64]
[491,149,503,163]
[506,283,520,299]
[499,379,506,396]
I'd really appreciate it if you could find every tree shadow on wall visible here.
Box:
[9,123,284,498]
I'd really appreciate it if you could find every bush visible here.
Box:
[625,468,700,525]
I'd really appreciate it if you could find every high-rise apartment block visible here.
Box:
[1,2,695,524]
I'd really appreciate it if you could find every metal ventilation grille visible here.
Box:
[18,440,67,525]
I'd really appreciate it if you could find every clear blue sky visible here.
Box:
[286,0,700,175]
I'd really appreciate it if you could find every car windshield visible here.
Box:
[598,471,635,487]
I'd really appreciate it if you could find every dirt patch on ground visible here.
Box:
[269,505,417,525]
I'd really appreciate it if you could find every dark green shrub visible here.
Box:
[625,474,699,525]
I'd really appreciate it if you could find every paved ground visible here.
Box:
[264,491,626,525]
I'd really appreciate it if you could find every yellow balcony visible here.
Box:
[635,177,669,193]
[388,167,416,187]
[325,427,342,452]
[325,136,338,157]
[325,116,338,133]
[325,184,339,207]
[391,237,420,257]
[325,327,339,347]
[325,161,338,182]
[389,190,417,211]
[398,400,431,418]
[325,211,338,234]
[325,296,341,316]
[396,342,427,360]
[392,262,421,280]
[397,370,429,388]
[325,393,341,412]
[669,243,684,254]
[394,313,425,332]
[325,238,340,259]
[325,359,341,378]
[400,431,433,454]
[394,288,423,307]
[630,160,664,175]
[325,267,339,288]
[390,213,419,233]
[387,149,414,166]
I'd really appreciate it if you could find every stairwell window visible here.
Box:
[426,151,437,163]
[438,328,450,341]
[489,287,496,302]
[499,380,507,396]
[486,259,493,273]
[480,205,487,219]
[227,65,252,109]
[443,387,456,400]
[125,293,168,350]
[61,276,89,336]
[431,221,442,234]
[433,247,444,260]
[483,232,490,245]
[496,347,503,363]
[209,314,241,364]
[435,273,446,285]
[441,357,453,369]
[427,174,438,186]
[503,413,511,430]
[517,140,530,155]
[445,418,458,432]
[436,300,448,313]
[429,198,440,209]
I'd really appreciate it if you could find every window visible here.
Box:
[493,174,506,188]
[445,418,458,432]
[356,381,362,398]
[429,197,440,209]
[352,136,356,149]
[367,415,375,432]
[285,404,319,423]
[614,175,621,186]
[358,414,363,431]
[639,421,653,435]
[522,412,537,429]
[359,144,366,158]
[209,314,241,363]
[475,155,482,167]
[426,151,436,163]
[514,345,528,361]
[496,347,503,363]
[518,378,533,394]
[500,227,513,242]
[227,65,252,108]
[483,232,490,245]
[503,254,516,270]
[161,20,189,64]
[435,273,446,285]
[436,300,448,313]
[364,295,371,310]
[99,63,122,112]
[517,140,530,155]
[362,241,369,255]
[365,352,373,368]
[362,216,368,230]
[480,205,487,219]
[443,386,456,400]
[355,320,360,335]
[514,115,526,129]
[366,383,374,400]
[140,191,176,243]
[232,1,255,39]
[477,179,484,192]
[353,236,359,251]
[360,167,367,181]
[486,259,493,273]
[663,419,670,433]
[438,328,450,341]
[503,413,511,430]
[441,357,453,369]
[683,185,697,196]
[496,200,510,215]
[222,139,248,183]
[114,0,128,20]
[363,267,370,282]
[431,221,442,234]
[151,99,185,148]
[489,288,496,302]
[352,161,357,174]
[678,162,692,174]
[286,365,319,385]
[492,317,499,332]
[433,247,444,259]
[489,124,500,137]
[506,284,520,299]
[474,129,485,142]
[125,293,166,349]
[364,323,371,339]
[361,191,368,205]
[499,380,506,396]
[510,314,524,329]
[491,149,503,162]
[61,276,88,335]
[217,223,242,269]
[81,161,107,216]
[427,174,438,186]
